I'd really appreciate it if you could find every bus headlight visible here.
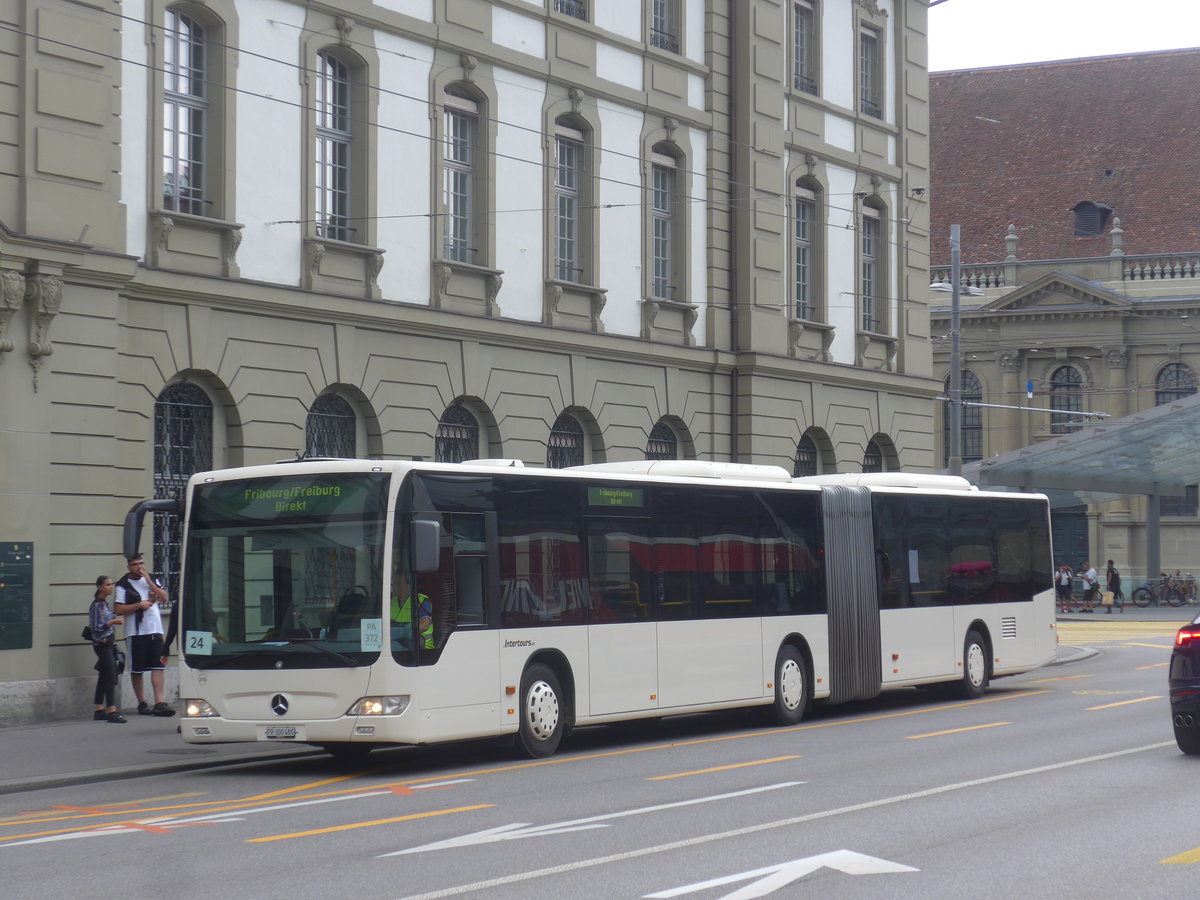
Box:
[184,699,219,718]
[347,695,410,716]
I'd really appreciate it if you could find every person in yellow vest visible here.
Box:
[390,570,434,650]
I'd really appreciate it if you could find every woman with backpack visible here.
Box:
[89,575,126,723]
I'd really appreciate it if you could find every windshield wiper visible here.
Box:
[282,639,360,666]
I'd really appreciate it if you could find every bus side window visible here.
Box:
[452,514,487,627]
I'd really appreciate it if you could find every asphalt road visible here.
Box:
[2,618,1194,900]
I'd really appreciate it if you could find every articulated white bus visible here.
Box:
[125,459,1057,761]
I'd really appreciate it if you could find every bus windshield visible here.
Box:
[182,472,389,669]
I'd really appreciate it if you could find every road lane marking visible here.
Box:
[386,784,805,855]
[1136,663,1169,670]
[392,742,1174,900]
[1162,846,1200,865]
[1086,696,1164,710]
[1026,674,1092,684]
[646,850,917,897]
[906,722,1009,740]
[647,757,800,781]
[248,805,495,843]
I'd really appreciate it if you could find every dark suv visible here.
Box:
[1170,613,1200,755]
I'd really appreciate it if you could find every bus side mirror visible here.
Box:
[412,519,441,573]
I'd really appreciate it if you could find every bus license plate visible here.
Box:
[262,725,301,740]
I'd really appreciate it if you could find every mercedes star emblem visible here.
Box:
[270,694,289,716]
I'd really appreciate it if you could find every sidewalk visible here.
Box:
[2,604,1193,796]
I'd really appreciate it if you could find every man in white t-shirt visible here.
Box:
[1078,561,1099,613]
[113,554,175,716]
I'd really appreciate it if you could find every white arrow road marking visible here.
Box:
[382,782,805,855]
[644,850,918,899]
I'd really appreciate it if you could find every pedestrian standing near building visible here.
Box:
[1056,564,1074,613]
[113,554,175,717]
[1079,561,1098,613]
[1105,560,1123,614]
[89,575,126,723]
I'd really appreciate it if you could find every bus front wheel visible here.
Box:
[956,630,990,700]
[517,663,565,758]
[773,645,808,726]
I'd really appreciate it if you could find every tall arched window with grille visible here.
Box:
[305,394,356,458]
[1156,363,1198,516]
[547,413,584,468]
[863,439,882,473]
[1049,366,1083,434]
[435,405,481,463]
[646,421,677,460]
[154,383,213,599]
[794,433,818,477]
[943,370,983,466]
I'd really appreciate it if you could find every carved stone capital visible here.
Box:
[0,270,25,357]
[997,347,1024,374]
[1101,345,1129,369]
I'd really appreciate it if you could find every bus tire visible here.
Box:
[956,630,990,699]
[773,645,808,726]
[517,663,564,758]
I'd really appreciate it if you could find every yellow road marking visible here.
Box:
[1162,846,1200,865]
[1027,674,1092,684]
[1124,642,1174,650]
[246,804,494,843]
[1086,696,1164,711]
[647,756,800,781]
[906,722,1010,740]
[1136,663,1169,670]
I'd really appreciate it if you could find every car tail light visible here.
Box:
[1177,629,1200,647]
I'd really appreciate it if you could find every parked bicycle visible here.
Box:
[1131,576,1187,608]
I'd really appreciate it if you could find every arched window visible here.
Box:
[863,439,882,473]
[1156,363,1197,405]
[646,421,677,460]
[794,433,818,477]
[943,370,983,466]
[1156,364,1198,516]
[547,413,584,468]
[305,394,356,458]
[154,383,213,598]
[435,405,480,463]
[1050,366,1083,434]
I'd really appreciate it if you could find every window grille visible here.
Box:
[305,394,356,458]
[646,421,678,460]
[859,28,882,119]
[1156,364,1197,515]
[435,405,480,463]
[943,371,983,466]
[547,414,585,468]
[650,0,680,53]
[163,10,208,215]
[794,434,818,477]
[863,440,882,473]
[861,209,879,332]
[315,52,352,241]
[153,383,213,601]
[1050,366,1083,434]
[554,0,588,21]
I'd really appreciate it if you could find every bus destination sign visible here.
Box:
[193,473,388,526]
[587,486,644,508]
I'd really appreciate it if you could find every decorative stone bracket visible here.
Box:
[788,318,834,361]
[543,280,607,332]
[0,269,24,361]
[149,211,245,278]
[433,261,504,317]
[27,273,63,391]
[856,331,898,371]
[641,298,698,346]
[304,237,385,299]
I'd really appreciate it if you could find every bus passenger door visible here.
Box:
[585,517,658,716]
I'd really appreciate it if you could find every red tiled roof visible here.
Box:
[929,49,1200,266]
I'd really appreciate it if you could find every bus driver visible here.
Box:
[391,570,434,650]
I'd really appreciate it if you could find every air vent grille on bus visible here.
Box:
[1001,617,1017,640]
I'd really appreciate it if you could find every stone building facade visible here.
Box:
[0,0,935,722]
[929,49,1200,578]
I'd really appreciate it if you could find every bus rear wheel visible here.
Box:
[773,645,808,726]
[517,663,564,758]
[956,630,990,699]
